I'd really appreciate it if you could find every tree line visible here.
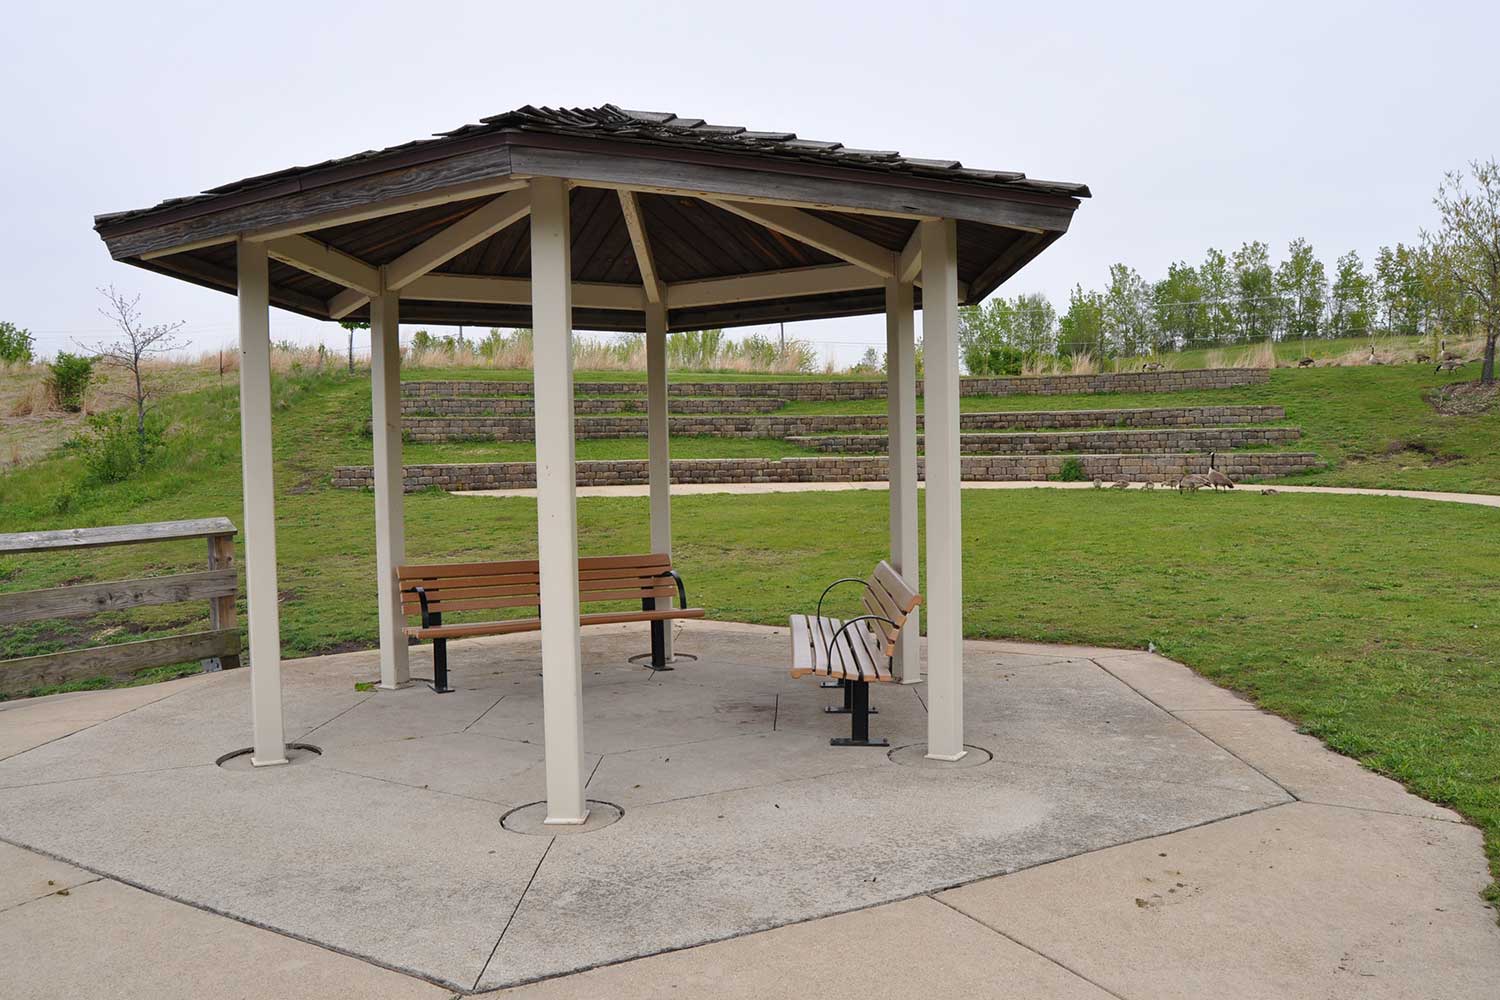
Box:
[958,237,1476,375]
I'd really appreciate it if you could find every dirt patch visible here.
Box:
[1428,381,1499,416]
[1384,439,1462,465]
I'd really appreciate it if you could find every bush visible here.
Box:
[0,321,34,364]
[966,345,1026,376]
[46,352,94,412]
[76,411,167,485]
[1057,456,1086,482]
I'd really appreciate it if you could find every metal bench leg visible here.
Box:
[430,612,453,694]
[645,597,673,672]
[831,682,887,748]
[826,677,876,715]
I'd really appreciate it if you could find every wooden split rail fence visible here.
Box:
[0,518,241,697]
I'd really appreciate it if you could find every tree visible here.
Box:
[1010,292,1058,359]
[1102,264,1154,357]
[1275,238,1328,341]
[1200,248,1237,345]
[1425,159,1500,383]
[1058,285,1107,358]
[1231,242,1278,342]
[339,320,369,373]
[1327,251,1375,339]
[1153,261,1208,351]
[1374,244,1427,337]
[0,321,35,364]
[87,287,187,460]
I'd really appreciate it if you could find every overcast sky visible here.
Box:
[3,0,1495,366]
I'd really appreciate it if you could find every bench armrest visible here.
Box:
[413,586,433,628]
[830,614,899,665]
[654,568,689,608]
[817,578,877,618]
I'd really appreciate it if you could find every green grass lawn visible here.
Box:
[2,365,1498,907]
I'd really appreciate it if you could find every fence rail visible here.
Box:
[0,518,240,697]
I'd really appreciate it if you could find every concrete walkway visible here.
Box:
[452,480,1500,508]
[1,624,1495,998]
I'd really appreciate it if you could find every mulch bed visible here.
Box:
[1428,380,1498,416]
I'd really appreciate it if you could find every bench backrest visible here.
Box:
[862,561,922,655]
[397,553,676,619]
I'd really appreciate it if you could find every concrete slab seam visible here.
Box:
[463,694,510,732]
[295,693,376,740]
[0,677,223,764]
[928,894,1131,1000]
[1088,657,1300,802]
[0,876,105,916]
[473,836,555,991]
[0,835,465,993]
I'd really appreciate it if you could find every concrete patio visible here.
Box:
[1,621,1496,998]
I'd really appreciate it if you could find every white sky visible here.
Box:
[3,0,1495,367]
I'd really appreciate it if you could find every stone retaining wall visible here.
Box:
[333,452,1321,492]
[401,396,787,416]
[399,404,1289,443]
[399,367,1268,402]
[791,426,1301,455]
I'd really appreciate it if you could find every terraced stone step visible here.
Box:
[401,396,787,416]
[333,451,1322,493]
[789,426,1302,455]
[398,367,1268,402]
[398,405,1289,443]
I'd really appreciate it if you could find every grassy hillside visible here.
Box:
[1,364,1498,905]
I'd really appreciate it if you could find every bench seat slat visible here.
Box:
[788,614,896,683]
[406,606,705,640]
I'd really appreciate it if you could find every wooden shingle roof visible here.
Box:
[95,105,1089,331]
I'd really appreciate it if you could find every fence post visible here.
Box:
[204,531,240,671]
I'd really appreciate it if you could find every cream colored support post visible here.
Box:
[885,278,921,683]
[645,301,673,659]
[236,240,288,767]
[530,177,589,825]
[920,219,966,761]
[370,290,410,689]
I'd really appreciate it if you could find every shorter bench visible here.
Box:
[789,560,922,747]
[398,553,703,692]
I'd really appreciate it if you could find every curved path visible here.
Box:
[458,479,1500,507]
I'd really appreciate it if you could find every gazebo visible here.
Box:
[93,105,1088,824]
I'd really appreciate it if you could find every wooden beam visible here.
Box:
[0,518,236,555]
[705,198,896,278]
[384,188,532,290]
[1,630,240,697]
[510,144,1077,232]
[617,190,663,304]
[328,287,368,320]
[266,235,381,295]
[665,264,881,310]
[898,228,923,285]
[0,570,236,627]
[401,273,645,312]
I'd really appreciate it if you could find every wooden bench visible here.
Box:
[789,560,922,747]
[398,553,703,692]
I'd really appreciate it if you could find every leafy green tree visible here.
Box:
[1102,264,1154,357]
[339,320,369,373]
[1374,244,1428,336]
[0,321,35,364]
[1275,238,1328,341]
[1200,248,1237,345]
[1425,159,1500,383]
[958,297,1015,374]
[1058,285,1107,357]
[1327,251,1375,339]
[1153,262,1208,351]
[1011,292,1058,359]
[1231,241,1278,342]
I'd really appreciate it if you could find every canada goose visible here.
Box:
[1205,452,1236,490]
[1177,474,1209,493]
[1436,358,1468,373]
[1367,345,1384,365]
[1142,362,1163,372]
[1111,479,1131,489]
[1260,487,1279,496]
[1415,353,1431,364]
[1297,357,1315,368]
[1140,480,1156,491]
[1092,477,1105,489]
